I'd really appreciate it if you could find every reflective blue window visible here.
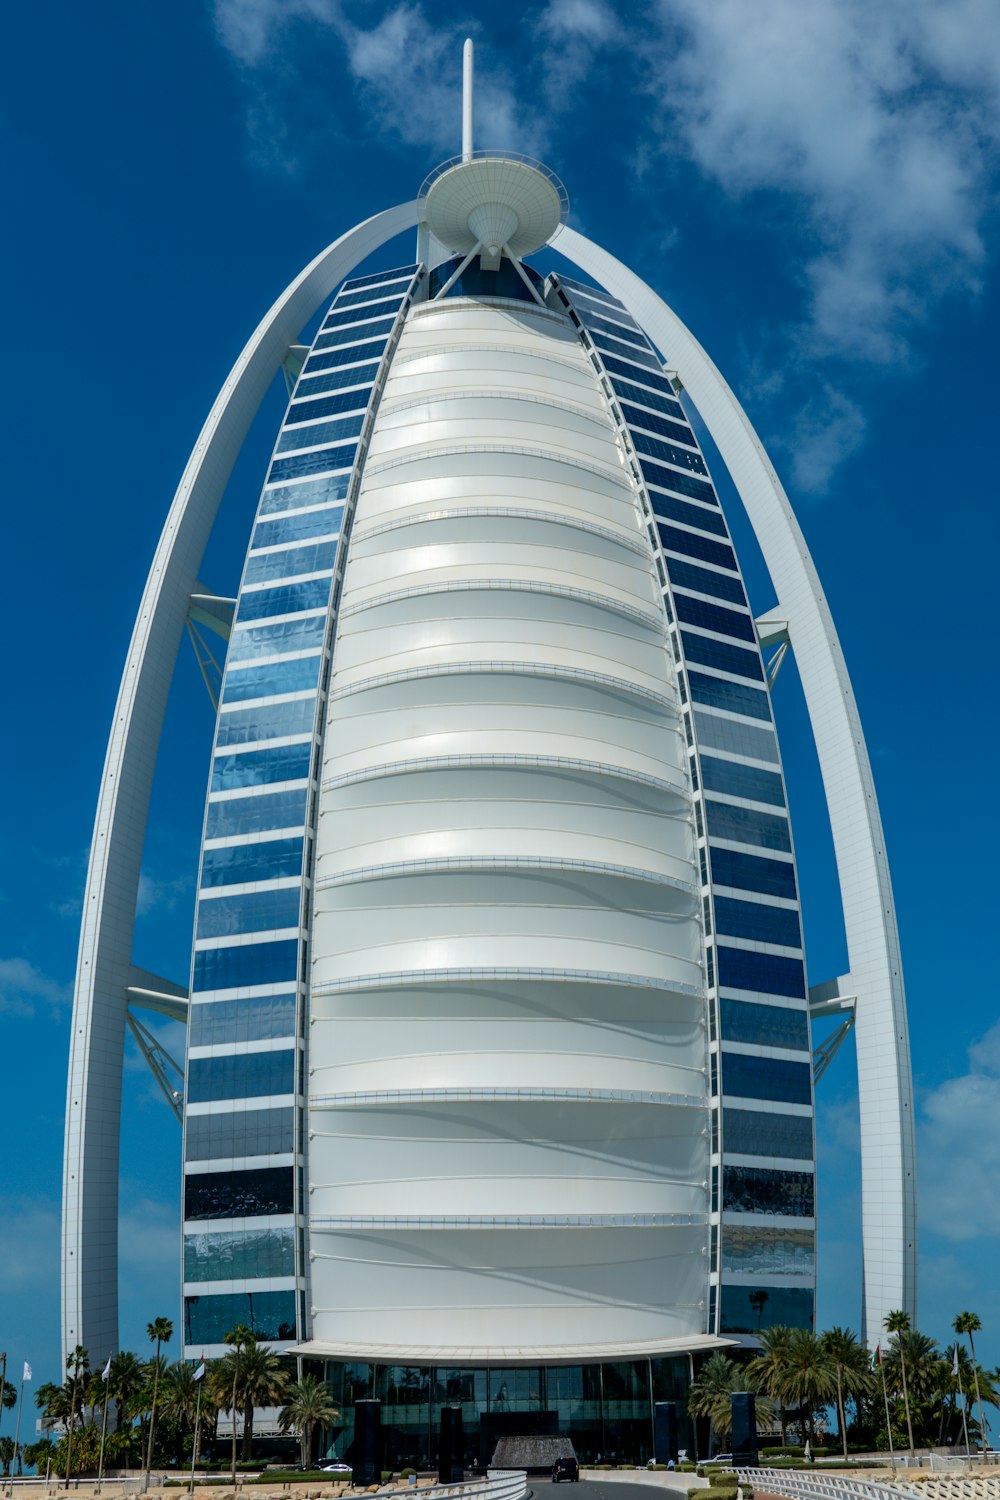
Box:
[184,1289,297,1344]
[288,387,372,423]
[197,886,302,939]
[720,1285,813,1334]
[690,671,771,720]
[215,696,316,746]
[675,594,754,641]
[657,525,737,571]
[275,411,364,454]
[654,497,728,537]
[205,788,308,838]
[184,1110,295,1164]
[722,1051,811,1105]
[223,655,321,704]
[667,559,746,605]
[700,755,785,807]
[634,431,709,478]
[559,274,627,310]
[342,262,418,291]
[622,405,706,466]
[681,632,763,681]
[723,1107,813,1161]
[640,457,718,506]
[184,1226,296,1280]
[591,332,661,371]
[189,992,298,1046]
[599,353,676,395]
[722,1164,814,1217]
[184,1164,294,1220]
[200,837,303,889]
[427,255,545,304]
[322,297,402,327]
[335,276,411,307]
[267,443,358,484]
[720,996,808,1048]
[722,1226,815,1277]
[192,938,300,992]
[187,1048,296,1104]
[715,898,801,948]
[710,845,797,899]
[312,317,395,351]
[581,310,650,349]
[228,616,327,665]
[212,742,312,791]
[294,360,380,396]
[236,578,332,622]
[717,945,806,999]
[706,800,791,851]
[303,339,386,374]
[244,540,337,585]
[251,505,343,549]
[259,473,351,515]
[607,377,686,423]
[695,711,778,763]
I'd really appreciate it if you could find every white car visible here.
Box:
[318,1461,352,1474]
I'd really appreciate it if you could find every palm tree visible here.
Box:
[279,1378,339,1470]
[0,1438,15,1477]
[688,1353,774,1447]
[160,1362,201,1464]
[784,1329,836,1446]
[885,1311,915,1461]
[145,1317,173,1480]
[237,1343,290,1460]
[748,1326,794,1445]
[108,1350,145,1435]
[821,1327,871,1460]
[955,1313,988,1457]
[215,1324,254,1484]
[62,1346,90,1489]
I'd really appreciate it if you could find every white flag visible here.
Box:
[102,1357,112,1381]
[953,1346,960,1377]
[22,1363,31,1382]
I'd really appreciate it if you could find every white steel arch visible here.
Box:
[62,200,421,1361]
[551,224,916,1341]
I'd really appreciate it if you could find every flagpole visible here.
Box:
[190,1382,202,1495]
[9,1371,26,1498]
[97,1354,113,1494]
[880,1357,896,1471]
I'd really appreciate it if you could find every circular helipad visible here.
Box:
[422,152,568,259]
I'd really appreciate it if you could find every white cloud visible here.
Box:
[0,1197,61,1291]
[0,956,70,1017]
[919,1021,1000,1241]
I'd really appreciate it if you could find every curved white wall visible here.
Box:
[308,296,710,1354]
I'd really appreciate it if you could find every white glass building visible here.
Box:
[63,72,916,1462]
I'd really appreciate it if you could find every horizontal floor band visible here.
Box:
[309,1085,707,1110]
[323,752,690,801]
[351,506,648,556]
[309,1212,708,1231]
[339,578,666,634]
[315,853,697,895]
[329,660,675,712]
[363,441,632,490]
[310,965,706,999]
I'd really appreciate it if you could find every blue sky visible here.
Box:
[3,0,1000,1392]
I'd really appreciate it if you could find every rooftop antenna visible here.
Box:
[462,38,474,161]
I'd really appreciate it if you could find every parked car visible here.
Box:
[318,1460,352,1474]
[704,1454,733,1466]
[553,1456,580,1483]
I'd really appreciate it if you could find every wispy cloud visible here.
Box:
[0,956,70,1017]
[919,1021,1000,1242]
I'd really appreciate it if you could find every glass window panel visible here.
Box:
[310,318,395,351]
[681,631,763,681]
[200,838,304,889]
[705,799,791,851]
[700,755,785,807]
[252,505,343,548]
[294,360,381,397]
[722,1164,814,1217]
[212,743,312,792]
[710,845,797,899]
[667,559,745,603]
[236,577,332,622]
[695,711,778,763]
[184,1226,296,1280]
[244,539,338,585]
[591,330,661,370]
[598,353,676,395]
[720,1285,813,1334]
[192,938,300,993]
[721,1051,811,1105]
[581,310,650,349]
[288,388,371,423]
[228,616,327,664]
[715,898,801,949]
[690,671,771,721]
[654,495,728,538]
[215,696,316,746]
[607,377,686,424]
[184,1110,295,1164]
[335,277,411,307]
[303,343,386,378]
[342,262,417,291]
[187,1049,296,1104]
[717,945,806,999]
[675,594,754,640]
[559,273,627,310]
[721,1227,815,1277]
[223,656,320,704]
[322,297,402,327]
[183,1289,297,1344]
[657,524,737,571]
[622,404,707,467]
[723,1107,813,1161]
[205,788,308,838]
[184,1165,294,1220]
[641,457,718,506]
[721,996,808,1049]
[267,443,358,484]
[197,886,302,939]
[259,472,351,515]
[634,430,710,478]
[275,411,365,454]
[188,993,298,1047]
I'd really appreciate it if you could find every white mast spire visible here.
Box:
[462,38,474,161]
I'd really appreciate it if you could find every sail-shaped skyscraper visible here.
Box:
[63,44,915,1464]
